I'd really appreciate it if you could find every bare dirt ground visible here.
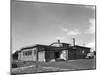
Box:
[11,59,96,74]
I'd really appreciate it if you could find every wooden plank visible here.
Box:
[35,47,39,68]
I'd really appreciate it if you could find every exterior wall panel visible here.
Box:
[38,51,45,62]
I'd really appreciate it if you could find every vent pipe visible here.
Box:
[73,38,75,46]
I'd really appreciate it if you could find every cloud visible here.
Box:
[67,29,80,36]
[85,41,95,52]
[87,18,95,34]
[61,27,80,36]
[60,27,68,32]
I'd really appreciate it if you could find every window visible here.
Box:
[23,51,32,56]
[82,50,85,53]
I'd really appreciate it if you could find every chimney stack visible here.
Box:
[58,40,60,44]
[73,38,75,46]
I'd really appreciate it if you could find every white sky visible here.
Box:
[12,0,95,52]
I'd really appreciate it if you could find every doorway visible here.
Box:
[54,52,60,59]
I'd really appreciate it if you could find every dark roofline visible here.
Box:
[19,43,90,52]
[74,45,91,49]
[20,44,67,52]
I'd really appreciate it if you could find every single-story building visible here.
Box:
[18,44,69,62]
[18,40,91,62]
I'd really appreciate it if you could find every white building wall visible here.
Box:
[38,51,45,62]
[18,48,37,61]
[18,48,46,62]
[18,52,21,60]
[60,50,68,60]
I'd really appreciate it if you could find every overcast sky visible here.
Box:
[12,0,95,52]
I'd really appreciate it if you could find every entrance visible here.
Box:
[54,52,60,59]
